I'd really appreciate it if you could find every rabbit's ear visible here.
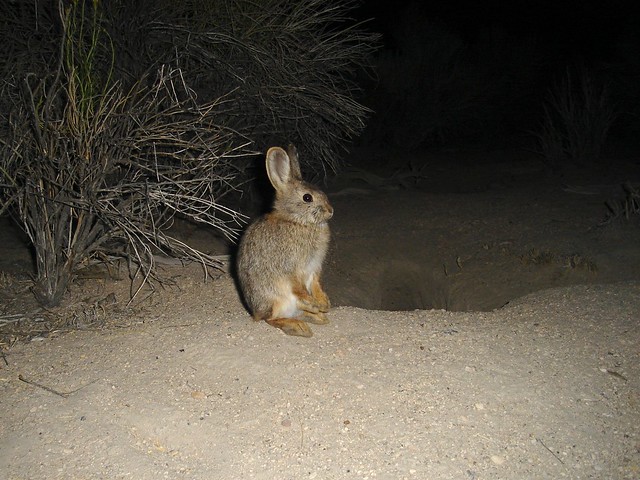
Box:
[286,144,303,180]
[266,146,301,190]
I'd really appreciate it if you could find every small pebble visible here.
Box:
[281,419,292,427]
[491,455,505,465]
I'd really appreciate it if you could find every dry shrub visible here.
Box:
[604,183,640,223]
[0,0,377,307]
[0,2,254,306]
[536,68,617,168]
[104,0,379,177]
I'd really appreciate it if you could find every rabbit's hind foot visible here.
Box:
[265,317,313,337]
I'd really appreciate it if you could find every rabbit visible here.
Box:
[236,145,333,337]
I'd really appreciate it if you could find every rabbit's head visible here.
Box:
[266,145,333,225]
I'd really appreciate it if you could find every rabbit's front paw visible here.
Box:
[310,277,330,312]
[314,293,331,312]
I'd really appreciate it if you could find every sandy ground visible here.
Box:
[1,148,639,479]
[0,277,638,479]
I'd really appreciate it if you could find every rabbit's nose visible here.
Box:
[325,204,334,219]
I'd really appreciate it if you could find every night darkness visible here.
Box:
[360,1,634,52]
[353,0,639,153]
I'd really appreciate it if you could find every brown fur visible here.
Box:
[236,145,333,337]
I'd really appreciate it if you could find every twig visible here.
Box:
[536,437,565,465]
[0,314,27,327]
[606,369,628,382]
[18,374,97,398]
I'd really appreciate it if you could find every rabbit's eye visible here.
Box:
[303,193,313,203]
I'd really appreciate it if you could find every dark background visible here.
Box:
[352,0,638,155]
